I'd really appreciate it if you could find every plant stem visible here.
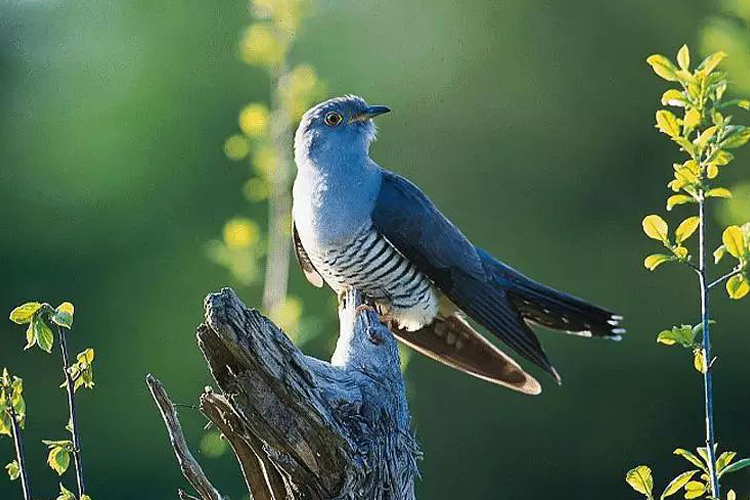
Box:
[7,403,31,500]
[58,326,86,497]
[698,196,720,497]
[708,267,743,290]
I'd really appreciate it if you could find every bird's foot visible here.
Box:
[374,298,395,330]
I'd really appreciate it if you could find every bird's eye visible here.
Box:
[324,111,343,127]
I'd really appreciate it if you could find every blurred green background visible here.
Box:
[1,0,749,498]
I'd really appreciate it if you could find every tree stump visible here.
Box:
[147,287,420,500]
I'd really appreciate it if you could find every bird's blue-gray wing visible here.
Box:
[371,171,557,377]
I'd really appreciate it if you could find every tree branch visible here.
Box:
[146,374,225,500]
[149,287,420,500]
[708,266,743,290]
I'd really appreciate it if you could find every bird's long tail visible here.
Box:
[445,249,624,383]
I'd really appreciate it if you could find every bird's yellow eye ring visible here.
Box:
[324,111,343,127]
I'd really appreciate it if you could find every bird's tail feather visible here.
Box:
[481,250,625,340]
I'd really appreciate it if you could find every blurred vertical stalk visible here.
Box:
[7,404,31,500]
[262,66,293,313]
[58,326,86,497]
[697,197,719,497]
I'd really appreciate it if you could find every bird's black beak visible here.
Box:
[350,105,391,123]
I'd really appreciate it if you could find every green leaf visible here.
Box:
[9,302,42,325]
[706,188,732,198]
[626,465,654,497]
[660,470,697,499]
[674,449,708,472]
[56,483,76,500]
[5,460,20,481]
[726,274,749,300]
[721,126,750,149]
[677,44,690,71]
[647,54,679,81]
[675,216,700,244]
[667,195,693,211]
[722,226,746,258]
[51,302,74,329]
[47,445,71,476]
[645,254,674,271]
[714,245,726,264]
[683,480,706,499]
[657,325,695,348]
[32,316,54,354]
[656,110,681,137]
[719,458,750,477]
[643,215,670,242]
[698,51,727,75]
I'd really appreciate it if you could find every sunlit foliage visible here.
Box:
[626,45,750,500]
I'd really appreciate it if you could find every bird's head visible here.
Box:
[294,95,390,166]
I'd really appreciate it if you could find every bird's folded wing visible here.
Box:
[293,223,324,288]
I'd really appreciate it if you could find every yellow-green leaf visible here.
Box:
[647,54,679,81]
[714,245,726,264]
[5,460,20,481]
[676,216,700,243]
[673,246,688,259]
[47,447,70,476]
[716,451,737,473]
[56,483,76,500]
[706,188,731,198]
[683,108,701,129]
[51,302,74,329]
[656,110,681,137]
[707,163,719,179]
[24,322,35,350]
[643,215,669,242]
[696,126,717,149]
[722,126,750,149]
[710,149,733,165]
[667,195,693,211]
[698,51,727,75]
[660,470,698,499]
[9,302,42,325]
[662,89,687,107]
[693,350,707,374]
[33,316,54,354]
[626,465,654,496]
[674,449,708,471]
[726,274,749,300]
[677,44,690,71]
[728,490,736,500]
[644,254,673,271]
[723,226,745,258]
[684,480,706,499]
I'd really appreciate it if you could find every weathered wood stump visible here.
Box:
[147,287,420,500]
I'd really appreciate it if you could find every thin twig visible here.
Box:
[146,374,224,500]
[698,197,720,497]
[7,403,31,500]
[58,325,86,497]
[708,267,743,290]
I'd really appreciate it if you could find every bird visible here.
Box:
[291,95,624,394]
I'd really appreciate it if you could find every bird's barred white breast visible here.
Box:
[306,223,439,331]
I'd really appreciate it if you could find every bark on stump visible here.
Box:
[147,287,420,500]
